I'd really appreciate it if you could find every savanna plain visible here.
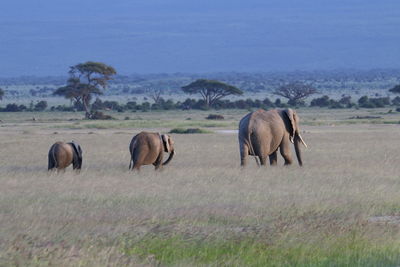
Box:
[1,109,400,266]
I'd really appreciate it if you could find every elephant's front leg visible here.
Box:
[279,137,293,165]
[269,151,278,166]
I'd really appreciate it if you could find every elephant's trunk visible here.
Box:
[162,150,175,166]
[294,134,303,166]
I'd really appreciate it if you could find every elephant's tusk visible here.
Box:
[298,134,308,148]
[290,137,294,144]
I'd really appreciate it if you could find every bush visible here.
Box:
[34,100,48,111]
[206,114,224,120]
[358,96,390,108]
[339,96,353,106]
[169,128,211,134]
[50,105,75,112]
[287,99,305,107]
[262,97,274,107]
[90,111,114,120]
[125,101,137,110]
[392,96,400,106]
[329,101,345,109]
[140,102,151,112]
[310,95,331,107]
[2,103,27,112]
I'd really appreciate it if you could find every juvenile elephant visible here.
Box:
[129,132,175,170]
[48,141,83,171]
[238,108,307,167]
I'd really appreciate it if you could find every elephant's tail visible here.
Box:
[48,144,58,170]
[162,150,175,166]
[246,113,260,166]
[246,132,260,166]
[128,137,136,170]
[128,149,135,170]
[129,159,133,170]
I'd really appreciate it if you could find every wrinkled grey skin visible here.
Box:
[238,108,307,167]
[48,141,83,171]
[129,131,175,171]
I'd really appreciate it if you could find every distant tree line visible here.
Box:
[0,100,48,112]
[1,61,400,115]
[4,95,400,113]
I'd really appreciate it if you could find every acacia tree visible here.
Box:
[389,84,400,95]
[182,79,243,108]
[273,82,317,106]
[148,88,163,105]
[54,62,116,118]
[0,88,4,100]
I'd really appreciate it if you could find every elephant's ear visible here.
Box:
[284,108,296,138]
[69,141,83,169]
[161,134,171,153]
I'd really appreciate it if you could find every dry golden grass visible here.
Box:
[1,110,400,266]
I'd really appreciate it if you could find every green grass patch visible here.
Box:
[124,234,400,266]
[52,120,234,130]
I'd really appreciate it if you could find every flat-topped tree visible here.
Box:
[0,88,4,100]
[389,84,400,95]
[273,82,317,106]
[182,79,243,108]
[54,61,116,119]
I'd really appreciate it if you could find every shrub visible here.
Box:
[50,105,75,112]
[140,102,151,112]
[169,128,211,134]
[310,95,331,107]
[329,101,345,109]
[125,101,138,110]
[392,96,400,106]
[34,100,48,111]
[206,114,224,120]
[262,97,274,107]
[358,96,390,108]
[91,111,114,120]
[2,103,27,112]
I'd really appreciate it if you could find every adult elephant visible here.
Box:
[238,108,307,167]
[48,141,83,171]
[129,132,175,171]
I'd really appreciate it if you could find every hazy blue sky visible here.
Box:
[0,0,399,76]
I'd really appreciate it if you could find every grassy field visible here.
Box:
[1,109,400,266]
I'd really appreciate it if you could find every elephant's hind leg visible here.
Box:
[259,156,268,166]
[131,162,142,171]
[240,144,249,167]
[269,151,278,166]
[48,157,55,170]
[130,149,145,171]
[153,154,163,170]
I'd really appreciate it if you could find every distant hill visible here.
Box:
[1,0,399,76]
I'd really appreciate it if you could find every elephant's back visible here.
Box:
[130,132,162,164]
[135,132,160,148]
[55,143,73,169]
[250,110,286,154]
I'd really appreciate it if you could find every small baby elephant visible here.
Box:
[129,131,175,171]
[48,141,83,171]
